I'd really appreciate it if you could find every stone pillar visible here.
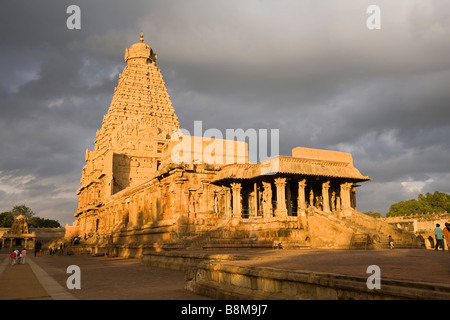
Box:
[322,181,331,213]
[297,179,307,216]
[201,181,210,212]
[274,177,287,217]
[351,185,357,209]
[262,181,272,218]
[340,182,353,216]
[250,182,258,218]
[175,180,184,213]
[231,183,242,218]
[224,186,232,218]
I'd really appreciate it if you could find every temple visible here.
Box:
[0,215,65,253]
[66,34,422,256]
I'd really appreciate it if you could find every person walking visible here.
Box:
[434,224,445,251]
[388,235,394,249]
[20,248,27,264]
[443,223,450,253]
[10,250,17,265]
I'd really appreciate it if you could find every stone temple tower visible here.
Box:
[68,33,412,256]
[76,34,180,217]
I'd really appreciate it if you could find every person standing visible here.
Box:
[14,249,20,264]
[434,224,445,251]
[10,250,17,265]
[443,223,450,253]
[35,241,42,257]
[20,248,27,264]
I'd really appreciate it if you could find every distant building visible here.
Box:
[0,215,64,252]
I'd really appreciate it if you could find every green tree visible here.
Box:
[0,211,14,228]
[10,205,35,219]
[387,191,450,217]
[28,216,61,228]
[0,205,61,228]
[363,211,382,218]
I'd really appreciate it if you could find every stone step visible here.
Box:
[201,239,310,250]
[349,233,415,249]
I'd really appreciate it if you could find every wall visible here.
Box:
[185,261,450,300]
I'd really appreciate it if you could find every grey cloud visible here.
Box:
[1,0,450,225]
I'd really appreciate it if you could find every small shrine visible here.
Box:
[1,215,36,250]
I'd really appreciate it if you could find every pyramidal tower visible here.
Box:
[76,34,180,215]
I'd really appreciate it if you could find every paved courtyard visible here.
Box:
[0,253,210,300]
[1,248,449,300]
[220,248,450,285]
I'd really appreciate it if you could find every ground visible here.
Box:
[1,248,449,300]
[0,253,210,300]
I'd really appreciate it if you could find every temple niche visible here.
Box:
[66,34,422,257]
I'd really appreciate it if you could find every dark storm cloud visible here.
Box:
[1,0,449,224]
[0,0,149,222]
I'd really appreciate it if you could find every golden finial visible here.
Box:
[140,32,144,43]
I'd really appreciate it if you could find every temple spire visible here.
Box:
[140,32,144,43]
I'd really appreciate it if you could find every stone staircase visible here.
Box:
[166,228,311,250]
[343,211,421,249]
[349,233,371,249]
[161,212,312,250]
[309,208,422,249]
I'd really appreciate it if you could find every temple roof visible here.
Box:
[211,155,371,184]
[124,33,157,63]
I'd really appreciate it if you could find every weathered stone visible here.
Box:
[63,34,421,256]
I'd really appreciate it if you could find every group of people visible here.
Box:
[9,248,27,265]
[434,223,450,252]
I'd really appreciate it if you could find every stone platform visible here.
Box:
[0,253,209,300]
[1,249,449,301]
[143,248,450,300]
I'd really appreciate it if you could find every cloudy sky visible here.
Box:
[1,0,449,225]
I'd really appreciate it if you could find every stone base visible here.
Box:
[185,261,450,300]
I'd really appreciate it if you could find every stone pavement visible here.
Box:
[0,256,53,300]
[0,253,210,300]
[217,248,450,286]
[1,248,449,300]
